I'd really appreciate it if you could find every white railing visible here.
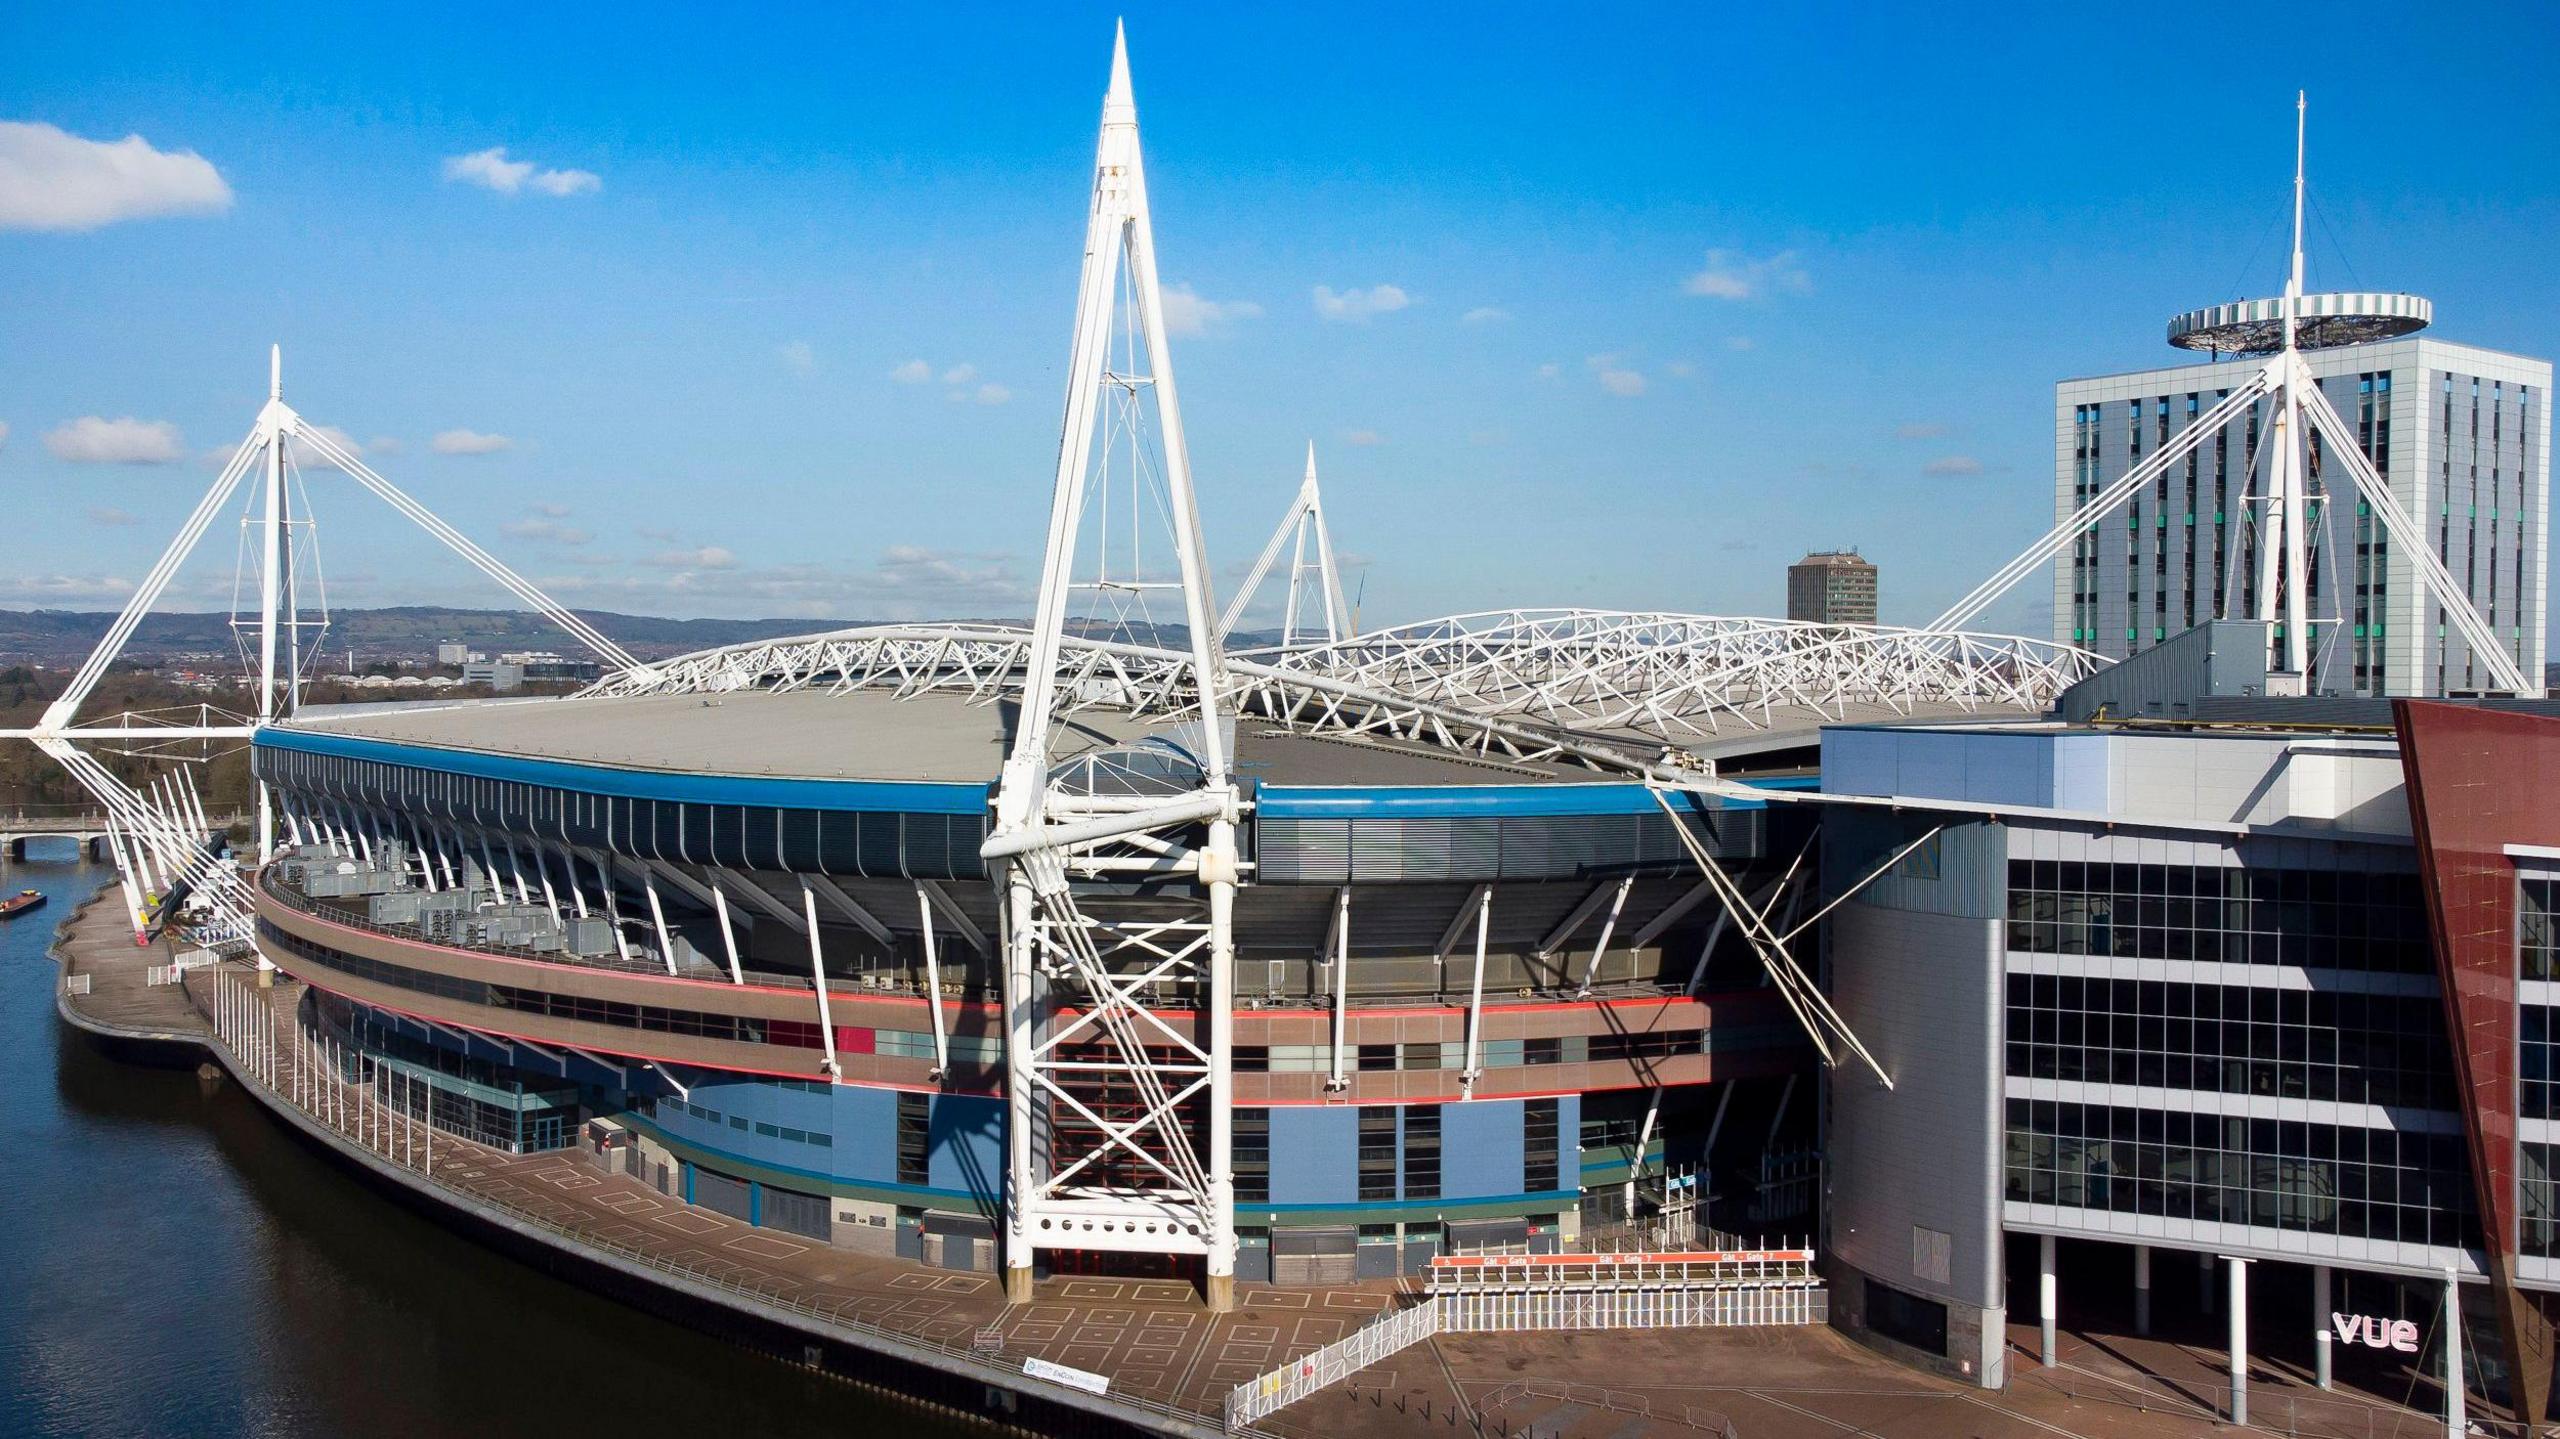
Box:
[1427,1248,1828,1334]
[1438,1278,1825,1332]
[1225,1296,1442,1431]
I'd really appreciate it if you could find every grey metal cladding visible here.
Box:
[1251,807,1760,885]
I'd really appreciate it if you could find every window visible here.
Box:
[1358,1108,1398,1201]
[1524,1099,1561,1194]
[1403,1105,1442,1201]
[1234,1109,1270,1204]
[896,1092,931,1186]
[1358,1043,1398,1072]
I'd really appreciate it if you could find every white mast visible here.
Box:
[989,22,1242,1312]
[2256,92,2313,685]
[255,344,290,865]
[1217,442,1355,645]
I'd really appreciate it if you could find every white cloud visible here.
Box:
[1460,306,1512,326]
[441,146,600,198]
[0,121,232,232]
[0,573,139,603]
[1162,285,1264,337]
[972,383,1011,406]
[368,435,403,455]
[86,506,137,526]
[1895,421,1948,440]
[45,416,184,464]
[504,512,591,545]
[1312,284,1412,323]
[940,363,977,385]
[890,359,933,384]
[1585,355,1645,397]
[529,166,601,197]
[644,545,737,570]
[431,428,512,455]
[1680,248,1811,301]
[1342,428,1384,446]
[1665,360,1697,379]
[1724,336,1757,352]
[534,545,1031,623]
[1925,455,1984,476]
[1535,363,1561,380]
[779,340,816,374]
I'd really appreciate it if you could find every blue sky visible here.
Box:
[3,3,2555,639]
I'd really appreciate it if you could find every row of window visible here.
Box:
[1234,1031,1700,1075]
[261,746,989,881]
[671,1098,834,1150]
[2004,860,2430,972]
[2004,974,2454,1110]
[2005,1098,2476,1251]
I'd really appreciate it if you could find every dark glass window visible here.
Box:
[1524,1099,1561,1193]
[896,1092,931,1186]
[1234,1109,1270,1205]
[1403,1105,1442,1201]
[1357,1108,1398,1201]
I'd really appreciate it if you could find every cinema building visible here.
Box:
[1822,622,2560,1427]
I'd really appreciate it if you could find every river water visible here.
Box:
[0,853,970,1438]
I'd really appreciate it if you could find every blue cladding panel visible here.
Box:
[830,1086,900,1185]
[1442,1100,1526,1200]
[1270,1107,1358,1204]
[927,1093,1003,1206]
[2050,733,2112,811]
[1823,727,2062,809]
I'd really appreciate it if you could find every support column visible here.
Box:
[2312,1263,2332,1390]
[2227,1256,2250,1427]
[1002,867,1038,1306]
[2444,1268,2464,1439]
[2133,1244,2152,1337]
[1202,812,1239,1315]
[2038,1234,2059,1368]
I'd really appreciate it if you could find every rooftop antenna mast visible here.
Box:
[2257,91,2313,687]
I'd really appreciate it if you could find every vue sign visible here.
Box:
[2331,1313,2420,1353]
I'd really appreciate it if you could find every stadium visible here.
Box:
[27,28,2560,1436]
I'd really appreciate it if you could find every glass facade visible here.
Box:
[2005,1098,2476,1249]
[2005,974,2454,1109]
[2005,860,2430,972]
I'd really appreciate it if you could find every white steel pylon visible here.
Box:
[1218,443,1354,646]
[1928,94,2533,697]
[987,23,1243,1311]
[6,346,661,947]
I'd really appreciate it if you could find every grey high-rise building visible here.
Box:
[1789,550,1879,626]
[2054,336,2549,696]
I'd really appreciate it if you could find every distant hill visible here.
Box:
[0,605,1259,666]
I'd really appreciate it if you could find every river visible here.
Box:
[0,850,973,1438]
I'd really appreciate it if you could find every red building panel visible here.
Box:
[2395,699,2560,1427]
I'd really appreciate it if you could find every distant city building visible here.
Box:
[435,642,476,666]
[2057,334,2548,698]
[1788,550,1879,626]
[463,650,602,692]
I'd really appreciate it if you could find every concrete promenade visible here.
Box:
[52,890,2470,1439]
